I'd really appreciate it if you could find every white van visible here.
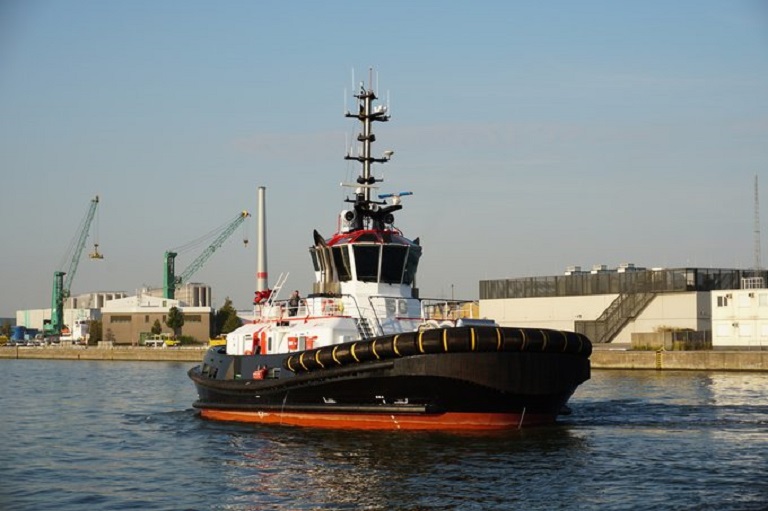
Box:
[144,334,178,348]
[145,338,165,348]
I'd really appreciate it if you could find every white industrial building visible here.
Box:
[16,291,128,333]
[14,283,213,344]
[480,266,765,348]
[711,277,768,348]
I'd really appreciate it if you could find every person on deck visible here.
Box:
[288,290,300,316]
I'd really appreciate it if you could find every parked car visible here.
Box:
[144,334,180,348]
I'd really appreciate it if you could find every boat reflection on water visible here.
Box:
[210,424,592,510]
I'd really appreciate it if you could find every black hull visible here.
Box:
[189,326,591,430]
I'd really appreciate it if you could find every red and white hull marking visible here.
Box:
[198,409,556,430]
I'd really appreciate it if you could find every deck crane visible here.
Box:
[163,210,250,299]
[45,195,104,337]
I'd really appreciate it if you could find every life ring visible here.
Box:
[244,349,253,355]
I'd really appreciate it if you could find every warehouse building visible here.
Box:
[100,284,213,345]
[480,266,766,348]
[15,283,214,345]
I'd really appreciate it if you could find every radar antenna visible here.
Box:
[342,69,400,231]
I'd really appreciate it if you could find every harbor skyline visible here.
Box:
[1,0,767,317]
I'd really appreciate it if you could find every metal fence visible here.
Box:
[480,268,767,299]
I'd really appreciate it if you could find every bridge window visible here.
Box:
[310,249,321,272]
[381,245,408,283]
[332,246,352,281]
[353,245,380,282]
[403,245,422,285]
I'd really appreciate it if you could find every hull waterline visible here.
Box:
[189,328,590,431]
[196,408,556,431]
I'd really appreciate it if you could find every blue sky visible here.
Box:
[1,0,767,317]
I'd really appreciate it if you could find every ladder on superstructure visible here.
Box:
[264,272,289,309]
[355,317,376,339]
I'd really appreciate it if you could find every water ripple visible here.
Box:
[1,361,768,510]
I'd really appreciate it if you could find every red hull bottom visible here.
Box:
[198,408,557,431]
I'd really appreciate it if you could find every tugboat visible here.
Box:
[188,74,592,430]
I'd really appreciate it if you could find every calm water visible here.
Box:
[0,360,766,511]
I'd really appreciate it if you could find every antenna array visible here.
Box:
[754,174,762,273]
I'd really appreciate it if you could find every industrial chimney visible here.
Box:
[256,186,268,293]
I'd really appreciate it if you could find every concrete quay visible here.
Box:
[2,345,767,371]
[591,347,768,372]
[0,346,204,362]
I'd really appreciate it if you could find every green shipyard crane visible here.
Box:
[45,195,103,337]
[163,210,250,299]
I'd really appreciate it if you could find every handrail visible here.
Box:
[575,292,656,343]
[420,299,479,321]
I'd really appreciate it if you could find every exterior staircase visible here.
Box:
[355,317,376,339]
[575,292,656,343]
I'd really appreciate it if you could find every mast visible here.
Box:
[343,69,397,231]
[309,71,422,297]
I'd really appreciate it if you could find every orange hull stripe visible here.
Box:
[198,409,555,430]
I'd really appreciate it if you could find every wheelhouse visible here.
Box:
[310,229,421,286]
